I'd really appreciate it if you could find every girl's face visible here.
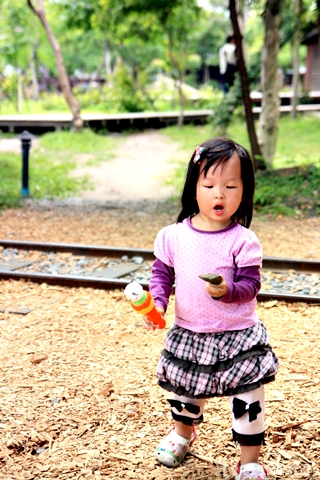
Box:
[194,153,243,231]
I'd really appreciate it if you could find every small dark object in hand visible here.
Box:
[199,273,223,285]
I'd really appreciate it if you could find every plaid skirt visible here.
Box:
[157,320,279,398]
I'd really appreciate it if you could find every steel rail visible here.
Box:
[0,240,319,303]
[0,239,156,261]
[0,269,319,304]
[0,239,320,272]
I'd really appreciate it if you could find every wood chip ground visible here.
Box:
[0,201,319,479]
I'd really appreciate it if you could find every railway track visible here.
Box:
[0,239,319,304]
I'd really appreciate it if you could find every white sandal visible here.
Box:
[235,461,268,480]
[154,425,196,467]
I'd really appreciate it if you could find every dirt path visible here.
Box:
[72,131,181,202]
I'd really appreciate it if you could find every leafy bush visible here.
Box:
[255,165,320,216]
[211,78,243,134]
[77,88,103,108]
[40,92,69,112]
[0,75,19,109]
[107,62,149,113]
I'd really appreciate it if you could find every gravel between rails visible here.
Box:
[0,245,319,298]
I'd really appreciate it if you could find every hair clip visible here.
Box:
[193,146,206,163]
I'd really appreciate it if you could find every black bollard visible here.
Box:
[18,130,35,197]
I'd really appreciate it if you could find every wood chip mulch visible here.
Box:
[0,201,320,479]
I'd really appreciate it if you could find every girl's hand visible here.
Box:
[205,277,227,298]
[141,307,165,330]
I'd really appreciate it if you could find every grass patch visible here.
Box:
[0,150,89,209]
[163,115,320,168]
[39,129,115,165]
[160,123,215,152]
[226,115,320,169]
[0,152,22,208]
[0,129,116,209]
[162,115,320,217]
[0,96,70,115]
[255,165,320,217]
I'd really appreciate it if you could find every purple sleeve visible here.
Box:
[219,266,261,303]
[149,257,175,311]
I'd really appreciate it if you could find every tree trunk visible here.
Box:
[257,0,281,167]
[17,70,23,113]
[30,47,40,101]
[164,25,185,127]
[177,78,185,128]
[105,40,112,82]
[291,0,302,118]
[203,62,209,83]
[229,0,265,170]
[27,0,83,131]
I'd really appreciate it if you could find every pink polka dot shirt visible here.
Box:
[153,218,263,333]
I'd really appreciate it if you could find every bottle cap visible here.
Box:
[124,280,144,302]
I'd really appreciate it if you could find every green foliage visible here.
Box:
[195,9,230,68]
[93,0,202,114]
[59,30,106,75]
[0,74,18,109]
[0,82,220,115]
[0,0,262,118]
[278,43,307,71]
[75,88,102,108]
[247,51,262,87]
[186,54,202,71]
[0,0,36,69]
[211,79,243,134]
[39,93,70,112]
[107,62,149,112]
[243,2,310,80]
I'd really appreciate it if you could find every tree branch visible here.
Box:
[229,0,265,170]
[27,0,83,130]
[27,0,40,17]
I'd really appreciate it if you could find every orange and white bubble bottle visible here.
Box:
[124,281,166,329]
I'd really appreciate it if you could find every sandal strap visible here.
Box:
[167,424,196,444]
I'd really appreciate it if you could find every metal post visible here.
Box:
[18,130,34,197]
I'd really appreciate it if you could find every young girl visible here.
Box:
[142,138,279,480]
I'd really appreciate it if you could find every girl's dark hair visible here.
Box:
[177,137,255,228]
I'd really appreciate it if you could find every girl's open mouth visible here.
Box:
[213,204,224,215]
